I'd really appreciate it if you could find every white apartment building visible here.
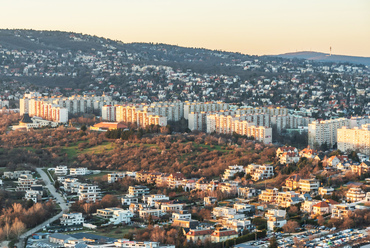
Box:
[60,213,84,226]
[188,112,208,131]
[331,204,354,219]
[222,165,244,181]
[16,174,37,191]
[70,167,89,176]
[121,196,138,206]
[63,178,81,193]
[25,190,42,203]
[108,172,127,183]
[301,200,320,213]
[212,207,237,218]
[146,194,170,207]
[172,212,192,221]
[55,166,68,176]
[3,170,32,180]
[128,186,150,197]
[114,240,174,248]
[251,165,274,181]
[337,124,370,155]
[299,179,320,194]
[308,118,350,148]
[78,184,101,202]
[346,187,366,202]
[277,191,301,208]
[161,203,184,213]
[96,208,134,225]
[237,187,258,199]
[139,209,162,219]
[258,188,278,202]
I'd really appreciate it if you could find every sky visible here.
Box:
[1,0,370,57]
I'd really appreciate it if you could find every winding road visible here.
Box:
[16,168,69,248]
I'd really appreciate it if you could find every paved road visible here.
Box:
[16,168,69,248]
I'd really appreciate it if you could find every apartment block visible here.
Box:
[337,124,370,155]
[308,118,350,148]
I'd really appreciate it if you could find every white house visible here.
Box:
[70,167,89,176]
[146,194,170,207]
[55,166,68,176]
[60,213,84,226]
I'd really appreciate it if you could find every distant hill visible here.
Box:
[273,51,370,66]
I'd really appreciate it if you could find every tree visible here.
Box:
[11,218,26,238]
[3,221,11,240]
[317,215,325,226]
[80,124,87,132]
[282,220,299,234]
[269,236,278,248]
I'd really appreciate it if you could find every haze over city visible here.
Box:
[1,0,370,56]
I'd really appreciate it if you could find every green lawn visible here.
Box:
[61,142,115,160]
[90,226,135,239]
[83,171,110,180]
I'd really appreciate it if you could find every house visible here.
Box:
[186,229,213,243]
[121,196,138,206]
[128,185,150,197]
[258,188,278,203]
[70,167,89,176]
[210,229,238,243]
[318,187,334,197]
[212,207,237,218]
[301,200,320,213]
[251,165,274,181]
[3,170,32,179]
[346,187,366,202]
[161,202,184,213]
[351,161,370,176]
[266,209,287,231]
[276,146,298,157]
[139,209,162,219]
[167,172,185,189]
[16,174,37,191]
[172,211,191,221]
[222,165,244,181]
[55,166,68,176]
[172,219,199,229]
[60,213,84,226]
[312,201,330,216]
[108,173,127,183]
[299,178,320,194]
[96,208,134,224]
[78,184,101,203]
[146,194,170,207]
[277,191,301,208]
[284,174,301,191]
[25,190,42,203]
[63,178,80,193]
[326,156,341,167]
[233,203,255,215]
[331,204,354,219]
[238,187,257,199]
[204,196,217,206]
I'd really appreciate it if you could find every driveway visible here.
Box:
[16,168,69,248]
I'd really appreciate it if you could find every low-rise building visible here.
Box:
[161,202,184,213]
[78,184,101,203]
[312,201,330,216]
[204,196,217,206]
[331,204,353,219]
[346,187,366,202]
[121,196,139,206]
[186,229,213,243]
[258,188,278,203]
[299,178,320,194]
[146,194,170,207]
[108,173,127,183]
[210,229,238,243]
[70,167,89,176]
[60,213,84,226]
[139,209,162,219]
[277,191,301,208]
[238,187,257,199]
[266,209,287,231]
[212,207,237,218]
[172,211,191,221]
[318,187,334,197]
[55,166,68,176]
[172,219,199,229]
[222,165,244,181]
[128,185,150,197]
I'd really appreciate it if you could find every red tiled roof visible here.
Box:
[313,201,329,208]
[186,230,213,236]
[211,230,238,237]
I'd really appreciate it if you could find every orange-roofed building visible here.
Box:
[186,229,213,243]
[211,229,238,243]
[312,201,330,216]
[90,122,128,131]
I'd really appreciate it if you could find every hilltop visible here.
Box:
[275,51,370,66]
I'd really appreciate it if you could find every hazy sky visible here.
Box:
[1,0,370,56]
